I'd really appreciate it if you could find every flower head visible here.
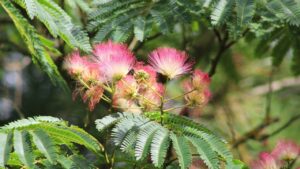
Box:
[182,69,211,107]
[115,75,139,101]
[82,86,104,111]
[251,152,280,169]
[112,98,142,114]
[271,140,300,161]
[148,47,193,79]
[139,82,164,111]
[192,69,210,90]
[93,41,135,81]
[133,62,157,83]
[63,52,89,77]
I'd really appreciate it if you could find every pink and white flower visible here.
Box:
[115,75,139,101]
[112,98,142,114]
[139,82,164,111]
[63,52,89,77]
[271,140,300,161]
[82,85,104,111]
[148,47,194,79]
[93,41,135,81]
[133,61,157,83]
[192,69,210,90]
[182,69,211,107]
[251,152,280,169]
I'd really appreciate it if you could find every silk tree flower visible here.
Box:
[183,83,211,107]
[93,41,135,81]
[182,70,211,107]
[192,69,210,90]
[63,52,90,77]
[112,98,142,114]
[271,140,300,161]
[115,75,139,101]
[133,62,157,83]
[139,82,164,111]
[251,152,280,169]
[148,47,194,79]
[82,85,104,111]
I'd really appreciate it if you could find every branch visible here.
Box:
[208,29,249,77]
[133,33,162,52]
[258,114,300,141]
[232,117,279,148]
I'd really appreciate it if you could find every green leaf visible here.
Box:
[170,133,192,169]
[0,0,68,91]
[236,0,255,27]
[226,159,249,169]
[31,129,57,163]
[95,112,130,132]
[267,0,300,26]
[291,39,300,75]
[134,16,146,41]
[187,136,219,169]
[200,131,232,162]
[135,122,160,160]
[211,0,234,26]
[0,133,12,167]
[272,34,291,67]
[14,0,92,52]
[151,128,170,168]
[13,130,35,169]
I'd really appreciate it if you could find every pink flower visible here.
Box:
[148,47,193,79]
[183,86,211,107]
[93,41,135,81]
[63,52,104,83]
[192,69,210,90]
[115,75,139,101]
[112,98,142,114]
[63,52,89,77]
[182,69,211,107]
[139,82,164,111]
[271,140,300,161]
[251,152,280,169]
[82,86,104,111]
[133,62,157,83]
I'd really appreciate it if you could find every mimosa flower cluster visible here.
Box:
[251,140,300,169]
[63,41,211,112]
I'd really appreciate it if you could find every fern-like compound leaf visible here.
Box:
[211,0,234,26]
[135,122,160,160]
[150,128,170,168]
[13,130,35,169]
[0,0,68,91]
[170,133,192,169]
[236,0,255,27]
[31,129,57,164]
[0,133,12,167]
[186,136,220,169]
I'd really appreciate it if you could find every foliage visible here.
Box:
[96,112,235,169]
[0,116,103,169]
[1,0,300,168]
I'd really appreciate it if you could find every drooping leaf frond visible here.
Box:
[0,116,103,168]
[170,133,192,169]
[13,130,35,168]
[95,112,234,169]
[0,133,12,168]
[0,0,68,90]
[211,0,234,26]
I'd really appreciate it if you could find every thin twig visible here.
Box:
[208,29,249,77]
[258,114,300,141]
[232,117,279,148]
[134,33,162,52]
